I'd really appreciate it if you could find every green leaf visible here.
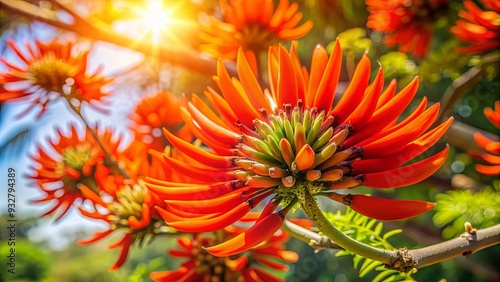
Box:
[433,186,500,238]
[359,259,382,278]
[383,229,403,240]
[323,208,414,280]
[374,222,383,236]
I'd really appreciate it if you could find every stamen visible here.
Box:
[281,176,296,188]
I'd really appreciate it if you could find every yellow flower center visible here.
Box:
[28,55,73,92]
[190,237,229,280]
[62,143,92,171]
[239,23,278,53]
[108,183,148,230]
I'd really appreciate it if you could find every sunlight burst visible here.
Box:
[137,1,173,46]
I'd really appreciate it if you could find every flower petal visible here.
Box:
[364,145,449,188]
[205,212,284,257]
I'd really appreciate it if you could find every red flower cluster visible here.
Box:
[29,124,131,220]
[78,180,166,271]
[451,0,500,54]
[148,42,452,256]
[150,214,298,282]
[474,101,500,176]
[129,91,191,153]
[0,39,112,117]
[26,90,193,270]
[366,0,449,57]
[199,0,312,71]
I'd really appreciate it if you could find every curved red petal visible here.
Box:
[205,212,284,257]
[349,194,435,221]
[364,145,449,188]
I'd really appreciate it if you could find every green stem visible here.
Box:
[65,97,130,179]
[282,219,343,250]
[299,190,397,264]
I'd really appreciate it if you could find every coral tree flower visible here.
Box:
[474,101,500,175]
[129,91,191,153]
[150,218,298,282]
[0,39,112,117]
[78,181,165,271]
[199,0,312,71]
[366,0,449,57]
[28,124,128,220]
[148,41,452,256]
[451,0,500,54]
[77,144,192,271]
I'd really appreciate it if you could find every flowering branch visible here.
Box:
[0,0,237,76]
[299,190,398,264]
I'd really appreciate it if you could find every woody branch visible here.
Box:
[285,219,500,272]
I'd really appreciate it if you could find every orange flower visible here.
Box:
[474,101,500,175]
[0,39,112,117]
[451,0,500,54]
[78,181,166,271]
[366,0,449,57]
[150,217,298,282]
[148,42,452,256]
[129,91,191,153]
[199,0,312,71]
[29,124,127,220]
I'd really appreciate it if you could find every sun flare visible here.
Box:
[137,1,173,45]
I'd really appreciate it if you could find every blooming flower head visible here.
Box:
[0,39,112,117]
[474,101,500,175]
[29,124,128,220]
[150,215,298,282]
[78,180,167,271]
[129,91,191,153]
[148,41,452,256]
[199,0,312,71]
[451,0,500,54]
[366,0,449,57]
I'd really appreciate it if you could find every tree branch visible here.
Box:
[387,221,500,281]
[409,224,500,269]
[283,219,343,250]
[436,51,500,126]
[445,120,499,154]
[0,0,237,77]
[299,190,398,265]
[285,193,500,272]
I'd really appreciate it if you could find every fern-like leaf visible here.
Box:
[325,208,413,281]
[433,181,500,239]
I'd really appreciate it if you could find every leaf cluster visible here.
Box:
[433,180,500,239]
[324,208,415,282]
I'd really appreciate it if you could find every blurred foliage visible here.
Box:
[38,231,177,282]
[379,52,418,82]
[0,239,51,282]
[433,180,500,239]
[325,208,415,281]
[419,40,471,83]
[303,0,368,32]
[334,28,373,59]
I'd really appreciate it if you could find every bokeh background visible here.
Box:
[0,0,499,281]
